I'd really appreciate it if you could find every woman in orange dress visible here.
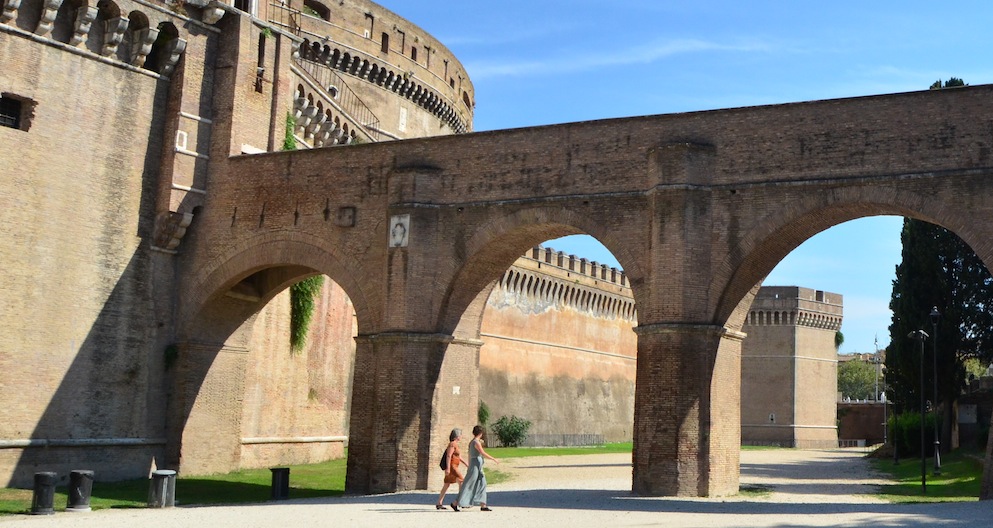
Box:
[436,428,467,509]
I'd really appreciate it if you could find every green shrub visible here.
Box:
[478,401,490,426]
[491,415,531,447]
[888,411,938,457]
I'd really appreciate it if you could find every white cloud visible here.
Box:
[468,38,773,80]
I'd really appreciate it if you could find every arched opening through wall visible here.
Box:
[477,235,635,453]
[171,257,363,479]
[742,216,902,454]
[726,210,993,495]
[237,273,357,471]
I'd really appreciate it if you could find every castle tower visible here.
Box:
[741,286,842,448]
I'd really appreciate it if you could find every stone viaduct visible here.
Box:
[174,85,993,497]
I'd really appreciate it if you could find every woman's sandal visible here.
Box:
[450,502,460,512]
[435,504,445,510]
[481,507,492,511]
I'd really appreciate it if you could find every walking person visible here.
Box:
[451,425,499,512]
[436,428,467,509]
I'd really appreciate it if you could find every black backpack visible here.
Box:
[439,449,448,470]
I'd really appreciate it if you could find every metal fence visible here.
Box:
[517,433,606,448]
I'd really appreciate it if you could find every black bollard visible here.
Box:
[147,469,176,508]
[270,467,290,500]
[66,470,94,512]
[30,472,57,515]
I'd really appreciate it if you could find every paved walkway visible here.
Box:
[1,449,989,527]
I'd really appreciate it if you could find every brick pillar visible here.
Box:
[346,331,475,494]
[632,323,741,496]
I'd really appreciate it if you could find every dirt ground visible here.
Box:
[1,449,989,527]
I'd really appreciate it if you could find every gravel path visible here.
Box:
[2,449,989,527]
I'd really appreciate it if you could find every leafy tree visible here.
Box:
[921,77,993,500]
[963,358,988,381]
[930,77,965,90]
[886,215,993,447]
[838,359,879,400]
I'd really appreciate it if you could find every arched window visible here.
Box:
[145,21,180,74]
[51,0,86,44]
[94,0,124,58]
[303,0,330,21]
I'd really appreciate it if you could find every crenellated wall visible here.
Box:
[479,246,638,444]
[263,0,473,139]
[2,0,879,493]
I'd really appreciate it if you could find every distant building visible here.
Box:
[741,286,843,448]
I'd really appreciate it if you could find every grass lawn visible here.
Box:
[7,443,978,513]
[0,458,348,515]
[0,444,631,515]
[870,450,984,503]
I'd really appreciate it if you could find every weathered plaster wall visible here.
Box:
[479,250,637,444]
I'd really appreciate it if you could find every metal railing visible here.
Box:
[518,433,606,448]
[267,2,469,133]
[296,58,380,141]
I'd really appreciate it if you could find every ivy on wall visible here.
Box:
[290,276,325,352]
[283,112,297,151]
[283,113,320,352]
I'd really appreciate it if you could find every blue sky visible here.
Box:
[375,1,993,353]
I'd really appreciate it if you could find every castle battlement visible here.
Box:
[527,245,629,289]
[0,0,189,79]
[270,0,472,135]
[494,245,636,322]
[744,286,843,331]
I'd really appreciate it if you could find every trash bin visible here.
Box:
[31,472,57,515]
[148,469,176,508]
[270,467,290,500]
[66,470,94,512]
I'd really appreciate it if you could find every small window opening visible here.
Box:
[234,0,251,12]
[0,96,24,130]
[380,32,389,53]
[410,46,417,62]
[255,33,265,93]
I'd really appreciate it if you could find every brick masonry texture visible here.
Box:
[6,0,993,499]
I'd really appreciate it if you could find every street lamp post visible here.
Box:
[930,307,941,475]
[908,329,929,494]
[882,370,888,446]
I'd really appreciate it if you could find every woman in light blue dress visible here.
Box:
[451,425,499,511]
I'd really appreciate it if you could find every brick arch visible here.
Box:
[169,233,376,473]
[436,207,643,336]
[180,233,376,339]
[711,183,993,335]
